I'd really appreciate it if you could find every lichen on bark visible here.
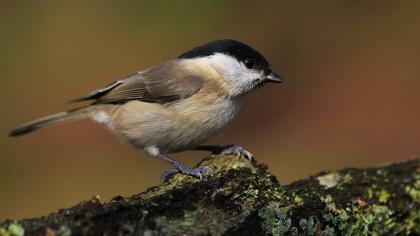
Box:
[1,155,418,236]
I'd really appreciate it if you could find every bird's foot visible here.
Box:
[195,145,254,160]
[220,145,254,160]
[161,164,212,182]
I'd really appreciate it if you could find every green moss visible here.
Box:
[0,223,24,236]
[299,216,316,235]
[375,169,386,176]
[405,180,420,203]
[368,205,395,233]
[267,185,286,201]
[343,173,353,183]
[320,226,335,236]
[0,228,6,236]
[367,188,373,200]
[291,192,304,206]
[321,195,349,222]
[321,195,333,204]
[377,189,390,203]
[413,172,420,181]
[244,184,260,198]
[180,211,195,227]
[357,205,392,234]
[321,193,398,235]
[395,207,419,234]
[56,225,72,236]
[258,202,292,236]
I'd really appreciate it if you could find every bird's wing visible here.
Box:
[69,61,204,104]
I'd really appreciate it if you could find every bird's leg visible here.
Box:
[145,147,211,182]
[194,145,254,160]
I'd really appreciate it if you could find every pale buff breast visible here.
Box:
[165,93,243,152]
[91,92,242,154]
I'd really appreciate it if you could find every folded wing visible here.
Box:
[69,61,203,105]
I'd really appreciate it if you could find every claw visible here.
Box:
[160,165,213,182]
[221,145,254,160]
[160,168,179,182]
[198,165,213,173]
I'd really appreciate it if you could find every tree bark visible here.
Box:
[1,155,419,236]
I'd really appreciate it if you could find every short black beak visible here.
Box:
[265,71,284,83]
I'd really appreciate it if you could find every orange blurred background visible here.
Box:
[1,1,420,221]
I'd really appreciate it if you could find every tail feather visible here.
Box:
[9,106,95,137]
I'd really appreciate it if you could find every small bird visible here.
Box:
[9,39,283,181]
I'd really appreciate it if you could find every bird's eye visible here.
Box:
[245,58,255,69]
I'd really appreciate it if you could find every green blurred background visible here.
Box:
[1,1,420,221]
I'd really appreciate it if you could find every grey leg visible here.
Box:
[194,145,254,160]
[145,147,211,182]
[160,165,212,182]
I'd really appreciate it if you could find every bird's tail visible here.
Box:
[8,106,96,137]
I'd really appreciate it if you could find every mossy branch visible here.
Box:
[1,155,419,236]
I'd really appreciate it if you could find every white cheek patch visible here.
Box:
[205,53,261,96]
[92,111,110,124]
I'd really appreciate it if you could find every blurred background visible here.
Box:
[1,1,420,221]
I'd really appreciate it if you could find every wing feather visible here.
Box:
[70,61,203,105]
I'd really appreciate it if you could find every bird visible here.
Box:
[9,39,283,181]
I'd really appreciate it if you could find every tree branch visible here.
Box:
[1,155,419,235]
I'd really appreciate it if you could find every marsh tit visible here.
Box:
[9,39,283,181]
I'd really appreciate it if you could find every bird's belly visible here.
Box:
[164,96,243,152]
[106,97,242,153]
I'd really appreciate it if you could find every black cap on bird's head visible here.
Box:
[179,39,283,83]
